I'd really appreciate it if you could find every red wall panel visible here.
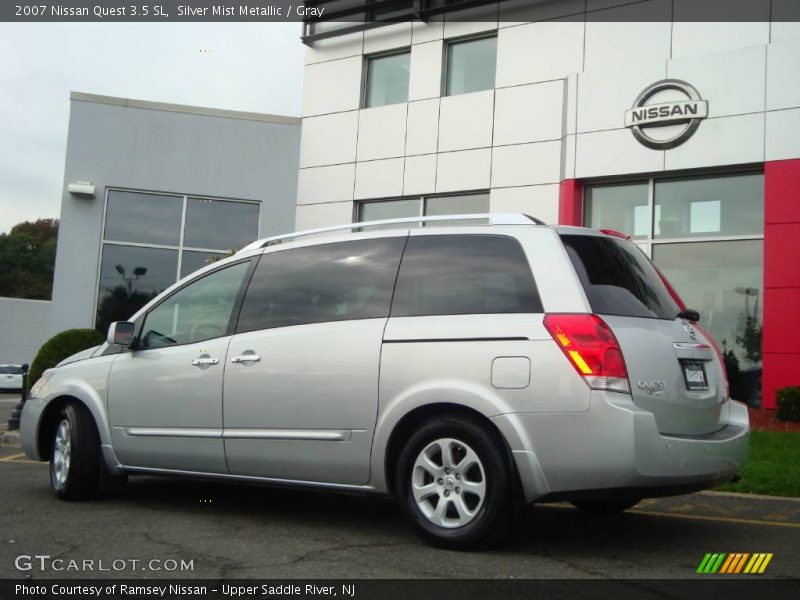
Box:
[762,159,800,409]
[558,179,583,226]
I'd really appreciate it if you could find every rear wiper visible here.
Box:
[676,308,700,323]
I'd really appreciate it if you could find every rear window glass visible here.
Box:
[236,237,405,332]
[561,234,679,320]
[0,366,22,374]
[391,235,542,317]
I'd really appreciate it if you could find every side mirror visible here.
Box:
[107,321,135,347]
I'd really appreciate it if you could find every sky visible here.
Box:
[0,22,305,233]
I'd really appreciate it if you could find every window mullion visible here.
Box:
[177,195,188,281]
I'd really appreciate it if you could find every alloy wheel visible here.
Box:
[411,437,486,529]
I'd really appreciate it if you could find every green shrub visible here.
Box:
[27,328,104,391]
[776,387,800,422]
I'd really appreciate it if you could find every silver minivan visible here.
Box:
[21,214,748,548]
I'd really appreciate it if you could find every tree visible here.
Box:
[0,218,59,300]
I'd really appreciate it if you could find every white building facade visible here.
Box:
[296,0,800,408]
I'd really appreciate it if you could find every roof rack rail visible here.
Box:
[237,213,545,253]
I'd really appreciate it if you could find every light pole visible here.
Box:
[115,264,148,294]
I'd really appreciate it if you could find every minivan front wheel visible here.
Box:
[50,402,102,500]
[396,416,511,549]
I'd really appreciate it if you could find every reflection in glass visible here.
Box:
[365,52,410,108]
[184,198,259,251]
[180,250,229,279]
[237,238,405,332]
[104,191,183,246]
[424,193,490,226]
[95,245,178,335]
[139,261,250,349]
[446,36,497,96]
[653,239,763,364]
[359,199,420,230]
[584,182,649,239]
[654,173,763,239]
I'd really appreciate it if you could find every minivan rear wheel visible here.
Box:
[395,415,511,549]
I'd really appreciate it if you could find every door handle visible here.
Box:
[231,354,261,364]
[191,357,219,366]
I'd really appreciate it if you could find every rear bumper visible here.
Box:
[492,392,749,503]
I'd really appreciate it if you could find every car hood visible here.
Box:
[56,345,102,367]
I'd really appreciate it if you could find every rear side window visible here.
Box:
[561,234,679,320]
[236,237,405,332]
[391,235,542,317]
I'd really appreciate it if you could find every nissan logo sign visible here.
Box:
[625,79,708,150]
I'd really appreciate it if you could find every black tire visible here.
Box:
[395,414,512,550]
[50,402,103,500]
[570,498,640,515]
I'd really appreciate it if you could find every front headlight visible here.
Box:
[29,369,56,399]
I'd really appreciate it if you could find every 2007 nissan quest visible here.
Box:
[21,213,748,548]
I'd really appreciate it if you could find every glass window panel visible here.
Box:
[95,245,179,335]
[359,198,420,230]
[184,198,260,251]
[139,261,250,349]
[237,238,406,332]
[180,250,230,279]
[446,36,497,96]
[391,235,543,317]
[365,52,410,108]
[584,182,649,240]
[424,193,489,216]
[652,240,763,366]
[104,191,183,246]
[424,193,490,226]
[367,0,414,21]
[654,173,763,239]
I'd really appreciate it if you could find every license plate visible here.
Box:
[682,360,708,391]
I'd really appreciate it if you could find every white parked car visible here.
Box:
[20,214,748,548]
[0,364,24,391]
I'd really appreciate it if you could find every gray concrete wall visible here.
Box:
[50,93,301,334]
[0,297,51,365]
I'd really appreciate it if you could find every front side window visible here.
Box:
[364,51,410,108]
[236,238,406,333]
[445,36,497,96]
[391,235,542,317]
[138,261,251,350]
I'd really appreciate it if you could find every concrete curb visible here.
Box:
[1,430,21,448]
[700,490,800,503]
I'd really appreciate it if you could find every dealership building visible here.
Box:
[295,0,800,407]
[0,92,300,366]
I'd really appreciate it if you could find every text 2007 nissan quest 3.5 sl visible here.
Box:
[21,213,748,549]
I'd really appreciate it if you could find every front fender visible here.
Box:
[20,354,120,473]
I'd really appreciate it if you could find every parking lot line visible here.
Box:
[0,452,42,464]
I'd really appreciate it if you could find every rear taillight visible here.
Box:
[543,314,631,394]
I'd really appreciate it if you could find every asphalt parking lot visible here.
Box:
[0,432,798,581]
